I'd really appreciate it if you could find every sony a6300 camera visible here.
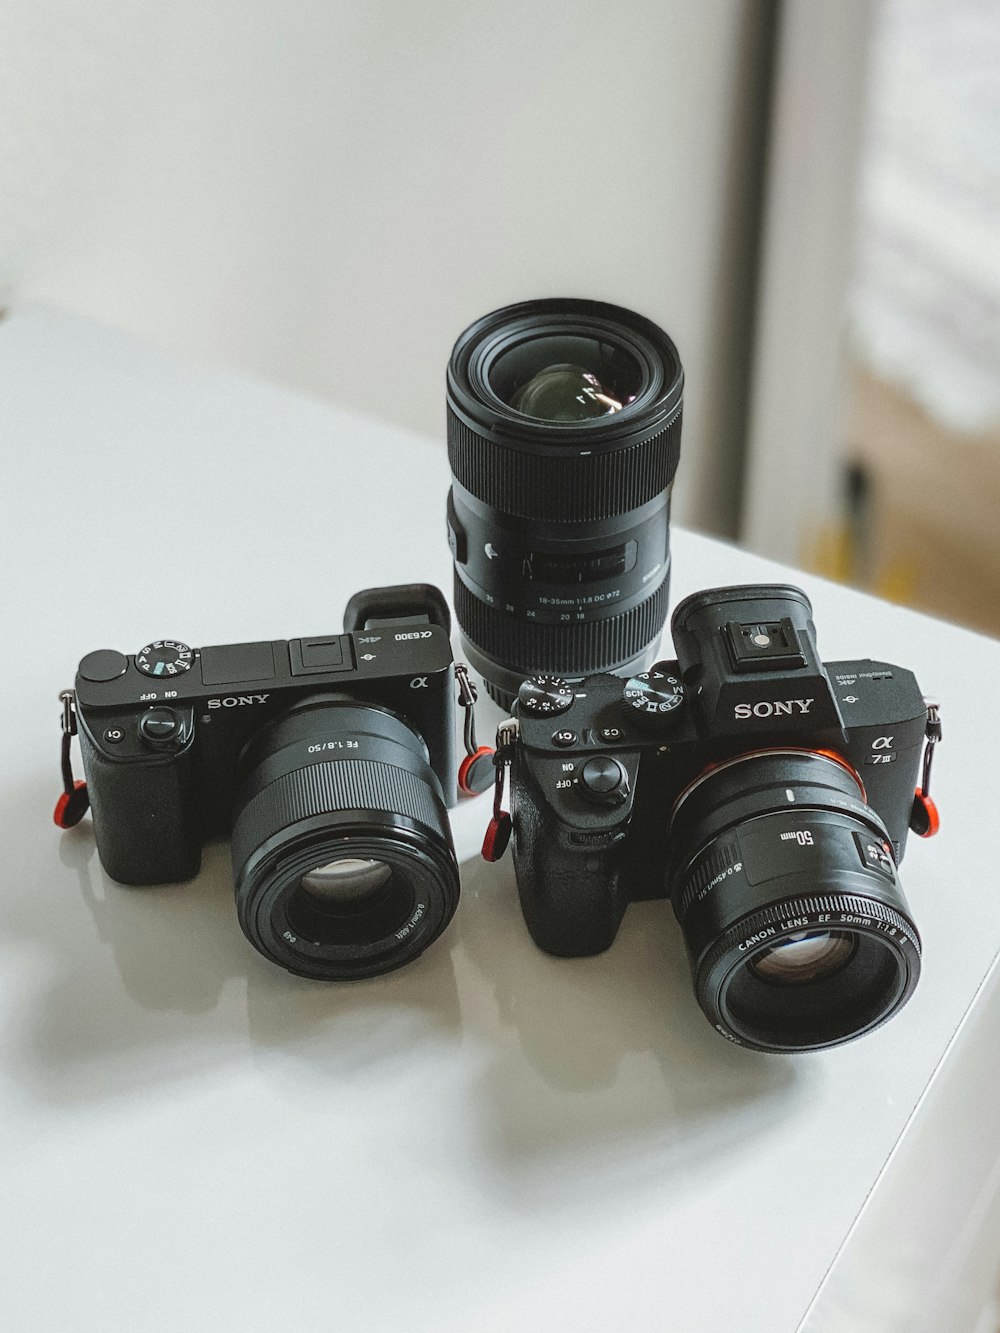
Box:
[67,584,462,980]
[504,583,941,1052]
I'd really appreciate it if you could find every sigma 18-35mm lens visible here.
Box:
[446,299,684,707]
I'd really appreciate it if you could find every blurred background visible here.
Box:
[1,0,996,634]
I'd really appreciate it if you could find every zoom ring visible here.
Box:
[447,405,682,522]
[454,574,670,675]
[231,760,446,879]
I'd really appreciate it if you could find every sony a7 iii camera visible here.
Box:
[501,583,941,1053]
[62,584,463,980]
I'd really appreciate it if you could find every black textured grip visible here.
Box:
[511,763,629,956]
[454,573,670,675]
[78,725,200,885]
[231,759,446,876]
[447,404,682,523]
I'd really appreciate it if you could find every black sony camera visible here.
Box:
[500,584,941,1053]
[67,584,462,980]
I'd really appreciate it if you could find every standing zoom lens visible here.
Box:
[231,696,459,980]
[668,750,921,1052]
[447,299,684,707]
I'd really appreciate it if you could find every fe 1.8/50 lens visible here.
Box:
[447,299,684,707]
[230,695,459,980]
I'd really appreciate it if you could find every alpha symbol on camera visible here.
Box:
[410,677,429,689]
[872,736,894,749]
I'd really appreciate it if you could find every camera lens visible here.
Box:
[669,750,921,1052]
[231,696,459,979]
[447,299,683,707]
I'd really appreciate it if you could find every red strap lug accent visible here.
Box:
[54,781,89,829]
[911,789,940,838]
[482,813,512,862]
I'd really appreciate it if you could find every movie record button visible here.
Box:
[552,728,578,747]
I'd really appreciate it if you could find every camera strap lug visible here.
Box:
[54,689,90,829]
[482,718,518,862]
[910,699,941,837]
[455,662,495,796]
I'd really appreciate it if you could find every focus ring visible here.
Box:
[447,405,682,522]
[231,760,445,880]
[453,574,670,674]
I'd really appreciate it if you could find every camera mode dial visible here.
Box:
[135,641,194,678]
[623,663,684,721]
[517,675,574,718]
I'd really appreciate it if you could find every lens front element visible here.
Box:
[750,930,857,986]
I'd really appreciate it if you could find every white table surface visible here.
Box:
[1,305,996,1332]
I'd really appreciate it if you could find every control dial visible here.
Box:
[623,663,684,720]
[517,675,574,718]
[135,640,194,679]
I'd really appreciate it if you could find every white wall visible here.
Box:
[1,0,770,532]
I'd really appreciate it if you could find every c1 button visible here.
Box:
[103,727,125,744]
[139,707,179,743]
[552,728,578,747]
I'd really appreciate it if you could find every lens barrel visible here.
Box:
[447,298,684,706]
[231,696,459,979]
[668,750,921,1052]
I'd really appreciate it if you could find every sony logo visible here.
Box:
[734,699,814,720]
[207,694,271,708]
